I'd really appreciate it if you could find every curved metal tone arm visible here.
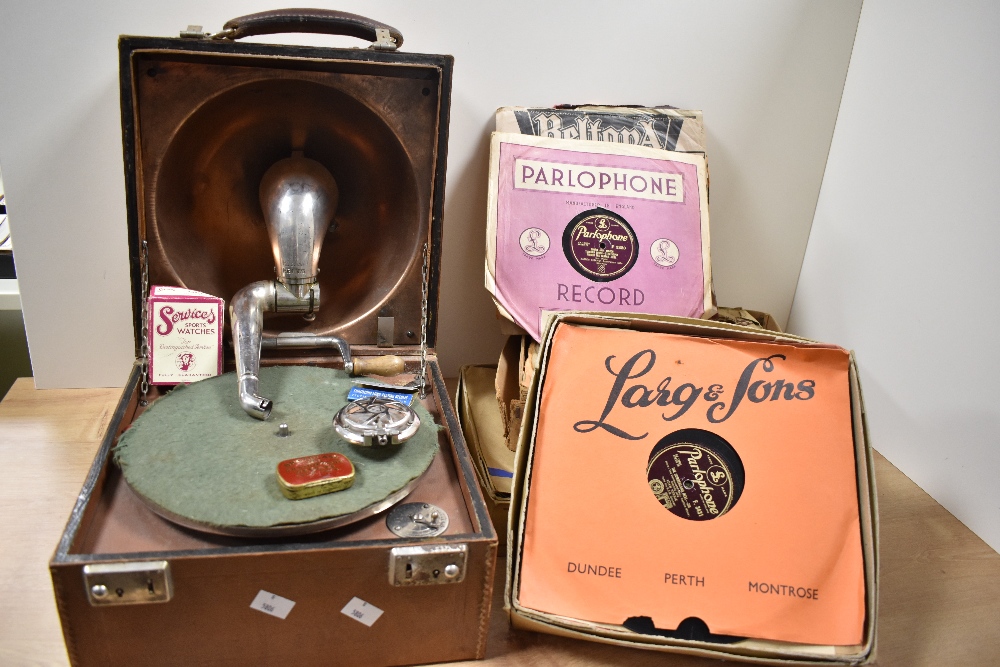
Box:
[232,153,337,420]
[231,281,276,420]
[231,281,320,419]
[233,291,407,420]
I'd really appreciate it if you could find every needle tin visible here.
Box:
[276,451,356,500]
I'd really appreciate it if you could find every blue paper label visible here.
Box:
[347,386,415,406]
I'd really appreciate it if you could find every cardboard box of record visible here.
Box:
[458,308,783,547]
[455,364,512,548]
[505,311,878,665]
[49,12,497,667]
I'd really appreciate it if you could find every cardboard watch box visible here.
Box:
[49,11,497,666]
[505,311,879,666]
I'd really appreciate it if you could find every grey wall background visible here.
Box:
[788,0,1000,552]
[0,0,861,388]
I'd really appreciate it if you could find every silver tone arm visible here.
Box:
[229,152,403,419]
[230,152,338,420]
[231,281,321,420]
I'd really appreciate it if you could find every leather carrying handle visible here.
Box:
[219,8,403,48]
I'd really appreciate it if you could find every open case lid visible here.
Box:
[119,14,452,360]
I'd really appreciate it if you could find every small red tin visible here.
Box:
[276,452,355,500]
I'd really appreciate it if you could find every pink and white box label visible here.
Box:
[486,133,714,341]
[147,285,224,385]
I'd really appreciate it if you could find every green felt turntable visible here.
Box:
[114,365,440,537]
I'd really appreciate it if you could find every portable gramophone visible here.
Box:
[50,11,497,667]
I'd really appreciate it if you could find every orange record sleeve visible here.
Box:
[517,324,865,646]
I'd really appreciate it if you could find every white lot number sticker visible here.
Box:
[341,596,384,627]
[250,590,296,619]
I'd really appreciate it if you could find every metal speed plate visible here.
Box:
[386,502,449,538]
[333,396,420,446]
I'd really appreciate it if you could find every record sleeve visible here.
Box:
[494,105,706,154]
[486,133,714,341]
[515,323,865,646]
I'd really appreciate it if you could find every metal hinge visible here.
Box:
[377,316,394,347]
[371,28,398,51]
[389,544,467,586]
[179,25,210,39]
[83,561,173,606]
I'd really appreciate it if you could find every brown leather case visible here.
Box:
[50,11,497,666]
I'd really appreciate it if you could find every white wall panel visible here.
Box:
[0,1,861,386]
[789,0,1000,551]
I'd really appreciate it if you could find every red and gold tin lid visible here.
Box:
[276,452,355,500]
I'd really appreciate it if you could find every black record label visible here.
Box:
[646,429,745,521]
[562,208,638,282]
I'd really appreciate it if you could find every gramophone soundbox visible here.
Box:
[50,11,497,667]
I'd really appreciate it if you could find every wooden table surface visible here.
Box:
[1,377,998,666]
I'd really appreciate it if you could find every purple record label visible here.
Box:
[646,430,744,521]
[562,208,638,282]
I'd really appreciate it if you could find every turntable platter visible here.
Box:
[114,366,438,536]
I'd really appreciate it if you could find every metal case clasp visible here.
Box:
[83,561,173,606]
[389,544,467,586]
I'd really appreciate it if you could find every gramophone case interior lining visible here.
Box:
[132,50,441,346]
[516,324,865,646]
